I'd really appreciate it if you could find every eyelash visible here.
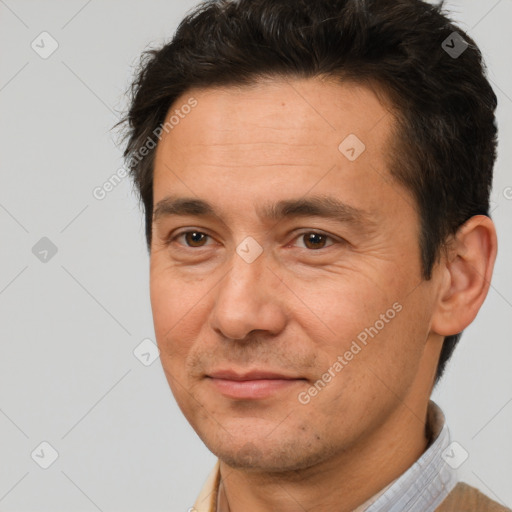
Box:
[165,229,341,250]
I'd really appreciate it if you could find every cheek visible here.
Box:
[292,275,395,346]
[340,292,430,392]
[149,272,210,413]
[149,265,208,361]
[293,272,425,386]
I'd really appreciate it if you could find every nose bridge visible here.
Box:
[210,245,286,340]
[220,247,269,311]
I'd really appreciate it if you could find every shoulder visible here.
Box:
[436,482,511,512]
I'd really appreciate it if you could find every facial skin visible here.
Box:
[149,78,497,511]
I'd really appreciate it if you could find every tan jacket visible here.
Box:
[436,482,511,512]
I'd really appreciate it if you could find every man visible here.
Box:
[119,0,508,510]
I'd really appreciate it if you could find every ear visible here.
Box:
[431,215,498,337]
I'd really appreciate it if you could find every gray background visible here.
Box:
[0,1,511,511]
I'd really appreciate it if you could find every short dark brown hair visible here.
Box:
[118,0,498,384]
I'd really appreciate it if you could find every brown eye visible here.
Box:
[300,232,332,250]
[183,231,209,247]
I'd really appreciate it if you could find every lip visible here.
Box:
[206,369,306,400]
[208,369,298,381]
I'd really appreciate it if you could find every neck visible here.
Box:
[217,401,430,512]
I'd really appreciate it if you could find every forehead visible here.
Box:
[157,77,392,156]
[152,77,400,217]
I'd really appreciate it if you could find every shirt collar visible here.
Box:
[364,400,458,512]
[192,400,458,512]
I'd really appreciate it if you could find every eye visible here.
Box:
[293,231,337,250]
[170,230,213,248]
[166,229,341,251]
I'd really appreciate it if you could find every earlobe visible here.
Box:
[431,215,498,337]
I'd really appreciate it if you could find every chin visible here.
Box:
[205,432,336,474]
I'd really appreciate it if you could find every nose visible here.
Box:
[209,248,287,341]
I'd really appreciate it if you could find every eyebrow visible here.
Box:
[153,194,373,228]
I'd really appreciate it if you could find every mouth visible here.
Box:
[205,369,307,400]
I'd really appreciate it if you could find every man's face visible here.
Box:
[150,78,441,471]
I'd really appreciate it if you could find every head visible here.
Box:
[120,0,497,472]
